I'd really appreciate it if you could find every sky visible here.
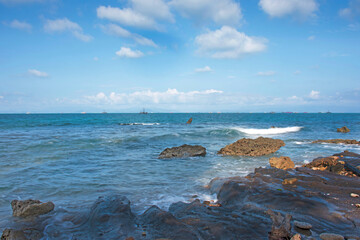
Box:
[0,0,360,113]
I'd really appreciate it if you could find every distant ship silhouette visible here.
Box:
[139,108,148,114]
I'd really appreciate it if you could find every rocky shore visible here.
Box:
[2,149,360,240]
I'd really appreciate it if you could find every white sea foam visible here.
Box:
[119,123,160,126]
[233,126,303,135]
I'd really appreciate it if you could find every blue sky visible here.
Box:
[0,0,359,113]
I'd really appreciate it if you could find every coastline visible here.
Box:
[2,150,359,239]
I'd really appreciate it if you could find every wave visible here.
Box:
[233,126,303,135]
[118,123,160,126]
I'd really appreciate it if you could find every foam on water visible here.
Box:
[233,126,303,135]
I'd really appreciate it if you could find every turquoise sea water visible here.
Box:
[0,113,360,235]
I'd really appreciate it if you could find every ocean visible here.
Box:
[0,113,359,236]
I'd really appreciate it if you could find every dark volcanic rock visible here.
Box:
[158,144,206,159]
[11,200,54,218]
[218,137,285,156]
[337,126,350,133]
[269,156,295,170]
[312,139,360,145]
[139,205,198,240]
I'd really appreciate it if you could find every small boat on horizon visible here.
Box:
[140,108,148,114]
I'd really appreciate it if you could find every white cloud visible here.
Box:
[307,35,315,40]
[97,1,174,31]
[0,96,3,100]
[170,0,242,26]
[195,26,267,59]
[339,0,360,20]
[85,88,224,105]
[28,69,49,77]
[131,0,174,22]
[195,66,212,72]
[309,90,320,99]
[93,57,99,61]
[259,0,318,18]
[5,20,32,31]
[99,23,158,47]
[257,71,276,76]
[116,47,144,58]
[294,70,301,75]
[44,18,92,42]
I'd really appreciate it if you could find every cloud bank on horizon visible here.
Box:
[0,0,359,112]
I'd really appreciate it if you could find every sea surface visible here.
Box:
[0,113,359,236]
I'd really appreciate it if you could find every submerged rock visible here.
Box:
[337,126,350,133]
[158,144,206,159]
[312,139,360,145]
[11,200,54,218]
[218,137,285,156]
[1,228,42,240]
[269,156,295,170]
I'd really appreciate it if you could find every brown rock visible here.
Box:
[1,229,27,240]
[269,156,295,170]
[312,139,359,145]
[291,233,302,240]
[11,199,54,218]
[302,156,345,174]
[282,178,298,185]
[320,233,344,240]
[186,118,192,124]
[337,126,350,133]
[218,137,285,156]
[294,220,312,230]
[267,209,292,240]
[159,144,206,159]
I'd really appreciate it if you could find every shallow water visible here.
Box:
[0,113,359,236]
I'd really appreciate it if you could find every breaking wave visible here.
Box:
[233,126,303,135]
[118,123,160,126]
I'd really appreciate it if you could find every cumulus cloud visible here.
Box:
[4,20,32,31]
[257,71,276,76]
[339,0,360,20]
[99,23,157,47]
[309,90,320,99]
[195,66,212,72]
[97,1,173,30]
[28,69,49,77]
[44,18,92,42]
[259,0,318,18]
[116,47,144,58]
[170,0,242,26]
[85,88,224,105]
[195,26,267,58]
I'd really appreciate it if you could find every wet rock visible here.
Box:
[218,137,285,156]
[291,233,302,240]
[337,126,350,133]
[302,156,344,173]
[139,205,198,240]
[267,209,292,240]
[186,118,192,124]
[282,178,298,185]
[319,233,344,240]
[11,200,54,218]
[312,139,359,145]
[1,228,42,240]
[85,195,136,239]
[269,156,295,170]
[159,144,206,159]
[294,221,312,230]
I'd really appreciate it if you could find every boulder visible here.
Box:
[267,209,292,240]
[1,228,42,240]
[218,137,285,156]
[269,156,295,170]
[337,126,350,133]
[302,156,346,174]
[312,139,359,145]
[320,233,344,240]
[294,220,312,230]
[11,200,54,218]
[158,144,206,159]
